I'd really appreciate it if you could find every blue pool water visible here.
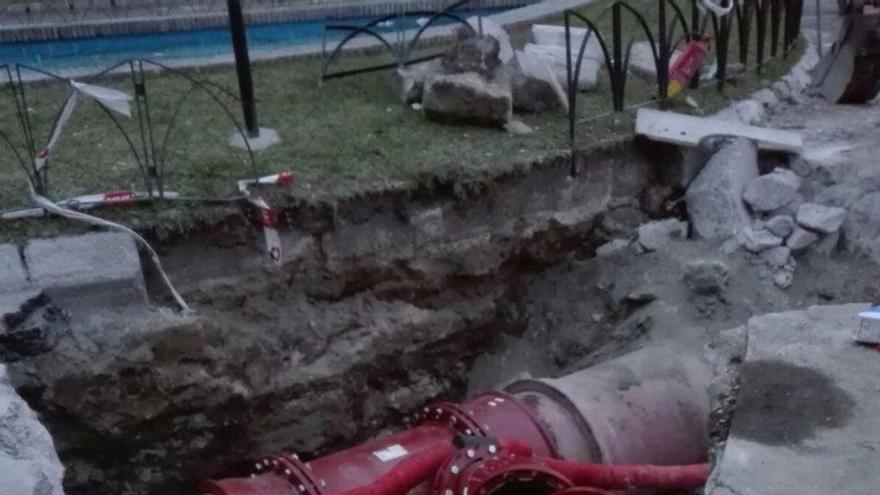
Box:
[0,7,507,71]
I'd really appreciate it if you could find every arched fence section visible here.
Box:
[319,0,481,83]
[0,59,259,210]
[564,0,805,174]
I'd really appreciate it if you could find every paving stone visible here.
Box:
[24,233,148,309]
[796,203,846,234]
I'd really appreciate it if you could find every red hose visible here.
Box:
[542,458,710,491]
[334,443,454,495]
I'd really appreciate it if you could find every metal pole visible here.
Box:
[226,0,259,137]
[816,0,823,57]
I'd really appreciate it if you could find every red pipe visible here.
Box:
[335,442,453,495]
[542,457,710,491]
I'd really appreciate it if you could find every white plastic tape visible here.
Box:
[699,0,734,17]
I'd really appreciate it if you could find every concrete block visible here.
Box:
[740,226,783,253]
[796,203,846,234]
[25,233,147,309]
[743,168,802,212]
[786,227,820,252]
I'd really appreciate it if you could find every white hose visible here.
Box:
[26,180,192,313]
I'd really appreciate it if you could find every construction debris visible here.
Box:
[635,109,804,153]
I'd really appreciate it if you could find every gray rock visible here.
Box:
[463,17,513,64]
[0,364,65,495]
[636,219,688,251]
[683,260,729,295]
[596,238,630,257]
[844,192,880,263]
[786,226,820,251]
[443,33,503,77]
[742,168,802,212]
[512,50,567,113]
[503,118,533,135]
[422,72,512,127]
[772,266,795,289]
[760,246,791,268]
[764,215,796,238]
[24,233,148,311]
[393,59,442,104]
[796,203,846,234]
[814,231,840,257]
[766,192,804,218]
[814,184,862,209]
[686,138,760,240]
[740,226,783,253]
[789,157,815,178]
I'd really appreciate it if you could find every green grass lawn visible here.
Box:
[0,0,803,212]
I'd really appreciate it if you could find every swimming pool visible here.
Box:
[0,7,507,72]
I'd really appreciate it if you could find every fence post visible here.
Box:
[770,0,782,56]
[565,11,577,176]
[612,2,624,112]
[226,0,260,138]
[658,0,669,109]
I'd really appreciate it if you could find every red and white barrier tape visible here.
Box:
[238,172,294,266]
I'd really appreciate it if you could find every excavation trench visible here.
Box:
[7,138,878,495]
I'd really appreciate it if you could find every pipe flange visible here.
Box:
[432,438,571,495]
[423,402,486,437]
[253,453,324,495]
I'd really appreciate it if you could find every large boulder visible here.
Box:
[685,137,760,240]
[742,168,802,212]
[523,43,601,91]
[512,50,568,113]
[422,72,513,126]
[0,364,65,495]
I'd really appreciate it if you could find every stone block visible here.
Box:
[25,233,147,309]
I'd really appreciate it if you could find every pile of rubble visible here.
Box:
[684,136,846,288]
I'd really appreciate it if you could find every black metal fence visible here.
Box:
[320,0,484,83]
[564,0,805,173]
[0,60,258,207]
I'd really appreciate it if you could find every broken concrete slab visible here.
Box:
[465,16,513,64]
[740,226,783,253]
[522,43,600,91]
[685,137,759,240]
[512,49,568,113]
[627,42,681,79]
[636,218,688,251]
[423,72,513,127]
[24,232,148,310]
[0,364,64,495]
[796,203,846,234]
[530,24,604,60]
[635,108,804,153]
[786,226,820,252]
[743,168,802,212]
[596,238,630,257]
[707,304,880,495]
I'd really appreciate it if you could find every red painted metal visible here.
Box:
[200,347,711,495]
[199,392,557,495]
